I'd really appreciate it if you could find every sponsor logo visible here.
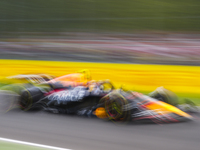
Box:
[47,89,86,105]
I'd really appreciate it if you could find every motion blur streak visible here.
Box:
[0,59,200,94]
[0,137,72,150]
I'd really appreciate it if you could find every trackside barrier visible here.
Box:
[0,59,200,94]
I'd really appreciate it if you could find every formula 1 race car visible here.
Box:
[0,70,194,123]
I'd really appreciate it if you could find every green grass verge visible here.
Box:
[0,141,51,150]
[0,0,200,32]
[176,93,200,106]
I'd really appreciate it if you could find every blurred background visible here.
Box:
[0,2,200,150]
[0,0,200,65]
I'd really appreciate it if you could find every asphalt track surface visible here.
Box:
[0,102,200,150]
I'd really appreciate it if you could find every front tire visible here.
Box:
[149,87,179,106]
[102,91,131,122]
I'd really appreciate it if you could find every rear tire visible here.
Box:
[19,86,44,111]
[19,90,32,111]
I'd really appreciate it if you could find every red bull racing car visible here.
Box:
[0,70,195,123]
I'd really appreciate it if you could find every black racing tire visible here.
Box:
[19,90,32,111]
[151,92,178,106]
[103,92,131,122]
[19,86,44,111]
[149,87,179,106]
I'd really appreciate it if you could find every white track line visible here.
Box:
[0,137,72,150]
